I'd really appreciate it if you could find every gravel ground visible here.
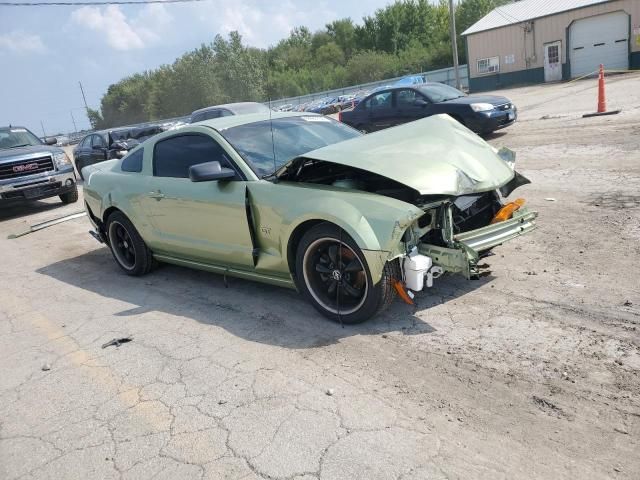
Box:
[1,73,639,480]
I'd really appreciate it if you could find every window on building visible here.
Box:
[477,56,500,75]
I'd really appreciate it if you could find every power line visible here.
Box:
[0,0,205,6]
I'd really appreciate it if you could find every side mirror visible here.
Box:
[189,161,236,182]
[414,99,429,108]
[44,137,57,145]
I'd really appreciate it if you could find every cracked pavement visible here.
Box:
[1,76,639,479]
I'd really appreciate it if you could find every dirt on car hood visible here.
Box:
[296,114,516,196]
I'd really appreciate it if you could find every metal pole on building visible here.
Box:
[40,120,46,138]
[448,0,461,90]
[70,110,78,133]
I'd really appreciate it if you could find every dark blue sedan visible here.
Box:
[339,83,517,135]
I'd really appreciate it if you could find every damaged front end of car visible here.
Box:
[280,114,538,293]
[390,157,535,296]
[401,190,536,284]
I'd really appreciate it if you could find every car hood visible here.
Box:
[0,144,62,163]
[289,114,515,196]
[443,95,510,106]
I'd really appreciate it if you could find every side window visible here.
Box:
[121,148,143,173]
[367,92,392,111]
[203,110,222,120]
[80,137,91,148]
[92,135,106,148]
[153,134,235,179]
[219,109,233,117]
[396,89,418,108]
[191,112,204,123]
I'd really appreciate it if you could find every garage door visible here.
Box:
[569,11,629,78]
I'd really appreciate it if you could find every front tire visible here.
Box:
[59,185,79,204]
[294,223,398,324]
[106,211,153,276]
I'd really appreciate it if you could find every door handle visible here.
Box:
[148,191,165,200]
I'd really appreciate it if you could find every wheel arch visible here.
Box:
[103,205,122,223]
[286,219,327,278]
[284,213,393,286]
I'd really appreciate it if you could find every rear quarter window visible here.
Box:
[121,148,143,173]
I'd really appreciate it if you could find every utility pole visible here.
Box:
[70,110,78,133]
[78,81,90,123]
[40,120,46,138]
[448,0,461,90]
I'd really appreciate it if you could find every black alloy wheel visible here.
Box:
[302,238,368,316]
[106,211,154,276]
[109,221,136,270]
[294,223,399,324]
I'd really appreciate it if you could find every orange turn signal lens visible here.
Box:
[490,198,526,224]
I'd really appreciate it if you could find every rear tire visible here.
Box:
[106,211,153,276]
[357,125,369,134]
[59,185,79,204]
[294,223,398,324]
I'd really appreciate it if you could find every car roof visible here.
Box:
[1,126,29,131]
[191,102,270,116]
[191,111,322,130]
[364,82,458,97]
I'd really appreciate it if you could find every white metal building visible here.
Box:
[462,0,640,91]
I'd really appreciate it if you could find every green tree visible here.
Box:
[85,107,104,130]
[91,0,515,128]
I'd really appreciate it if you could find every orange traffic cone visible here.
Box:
[597,64,606,113]
[583,64,620,118]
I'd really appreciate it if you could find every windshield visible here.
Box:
[0,127,42,149]
[419,84,465,103]
[221,116,361,177]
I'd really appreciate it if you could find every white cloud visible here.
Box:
[0,31,45,54]
[70,4,172,51]
[191,0,338,48]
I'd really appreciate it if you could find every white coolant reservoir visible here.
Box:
[403,254,432,291]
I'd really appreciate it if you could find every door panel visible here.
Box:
[394,89,432,124]
[141,132,254,268]
[90,134,108,166]
[366,91,395,131]
[141,178,255,268]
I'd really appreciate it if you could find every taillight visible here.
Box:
[338,111,342,122]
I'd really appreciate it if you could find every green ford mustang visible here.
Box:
[82,112,537,323]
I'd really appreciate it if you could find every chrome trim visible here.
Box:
[0,150,55,165]
[0,170,75,194]
[453,208,537,252]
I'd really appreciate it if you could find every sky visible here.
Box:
[0,0,397,135]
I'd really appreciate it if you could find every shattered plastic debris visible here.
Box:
[544,198,556,202]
